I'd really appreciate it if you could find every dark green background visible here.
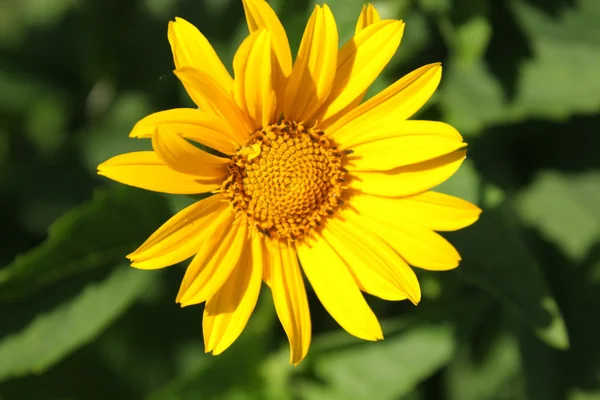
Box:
[1,0,599,398]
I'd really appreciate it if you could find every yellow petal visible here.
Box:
[248,236,268,294]
[334,119,463,150]
[203,240,262,355]
[178,218,248,306]
[269,240,311,365]
[315,20,405,126]
[169,207,233,294]
[346,210,462,271]
[129,108,241,154]
[174,67,253,141]
[355,4,381,33]
[256,235,271,287]
[232,33,253,116]
[322,217,420,303]
[128,195,226,269]
[350,150,466,197]
[297,236,383,341]
[350,191,482,232]
[283,5,338,123]
[311,4,382,129]
[233,29,277,130]
[152,126,229,179]
[168,17,233,93]
[347,134,466,172]
[328,63,442,141]
[242,0,292,113]
[97,151,221,194]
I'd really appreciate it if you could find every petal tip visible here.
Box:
[290,352,307,366]
[409,292,422,306]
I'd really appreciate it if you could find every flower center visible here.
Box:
[222,120,350,241]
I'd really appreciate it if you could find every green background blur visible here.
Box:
[1,0,599,398]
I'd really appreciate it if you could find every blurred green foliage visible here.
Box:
[1,0,599,398]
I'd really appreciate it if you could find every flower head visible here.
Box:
[98,1,481,364]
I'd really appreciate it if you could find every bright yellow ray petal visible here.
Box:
[283,5,338,123]
[263,261,272,286]
[232,32,253,118]
[169,207,233,296]
[328,63,442,141]
[334,119,462,150]
[310,3,383,127]
[355,4,381,33]
[350,150,466,197]
[315,20,405,126]
[203,240,262,355]
[129,108,241,154]
[322,217,420,302]
[233,29,277,130]
[242,0,292,114]
[151,127,230,179]
[97,151,221,194]
[347,134,466,172]
[168,17,233,94]
[269,240,311,365]
[297,236,383,341]
[345,210,462,271]
[349,191,482,232]
[178,218,248,306]
[128,195,226,269]
[174,67,253,141]
[256,235,271,287]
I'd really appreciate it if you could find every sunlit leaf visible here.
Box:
[0,266,155,382]
[299,324,456,400]
[517,171,600,261]
[441,0,600,135]
[0,186,170,301]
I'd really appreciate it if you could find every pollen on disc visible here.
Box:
[222,121,348,241]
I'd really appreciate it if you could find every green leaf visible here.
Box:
[522,216,600,398]
[0,186,170,301]
[147,293,277,400]
[517,171,600,261]
[434,158,482,205]
[435,0,492,66]
[439,60,506,135]
[438,161,567,349]
[440,0,600,135]
[0,265,155,382]
[433,158,505,209]
[80,92,153,173]
[299,324,456,400]
[418,0,451,15]
[445,334,524,400]
[518,326,564,400]
[452,16,492,65]
[570,392,600,400]
[451,202,569,350]
[510,0,600,118]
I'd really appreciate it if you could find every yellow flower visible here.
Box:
[97,1,481,364]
